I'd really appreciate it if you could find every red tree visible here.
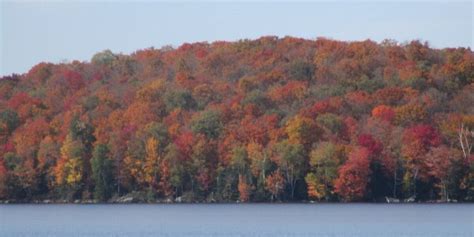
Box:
[334,147,371,201]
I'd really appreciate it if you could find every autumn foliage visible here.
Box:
[334,147,371,201]
[0,37,473,202]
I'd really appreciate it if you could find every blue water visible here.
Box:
[0,204,472,237]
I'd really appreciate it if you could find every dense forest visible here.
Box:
[0,36,472,203]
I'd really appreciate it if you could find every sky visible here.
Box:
[1,1,472,76]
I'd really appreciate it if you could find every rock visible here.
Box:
[175,196,182,203]
[114,196,127,203]
[74,199,81,204]
[43,200,51,204]
[404,196,416,203]
[385,197,400,203]
[113,191,149,203]
[120,197,135,203]
[82,199,97,204]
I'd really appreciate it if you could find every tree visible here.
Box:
[231,146,249,175]
[0,160,7,198]
[424,146,462,201]
[265,170,285,201]
[395,103,427,126]
[305,142,344,201]
[6,92,43,122]
[372,87,405,106]
[273,140,306,199]
[288,59,314,81]
[371,105,395,123]
[54,134,85,199]
[238,174,251,202]
[458,119,473,160]
[164,144,186,197]
[91,49,117,66]
[316,113,344,138]
[438,114,473,160]
[401,124,441,198]
[305,173,322,200]
[164,89,196,111]
[68,115,95,197]
[0,36,472,203]
[190,135,217,198]
[37,136,60,194]
[12,118,49,161]
[362,117,404,198]
[193,84,218,108]
[358,134,383,157]
[91,144,114,201]
[1,152,37,199]
[0,109,19,136]
[334,147,371,201]
[246,142,271,200]
[136,80,165,103]
[358,133,393,199]
[230,146,253,201]
[191,110,223,139]
[144,137,162,195]
[286,115,319,148]
[247,142,270,182]
[268,81,307,104]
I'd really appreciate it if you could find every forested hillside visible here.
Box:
[0,37,472,203]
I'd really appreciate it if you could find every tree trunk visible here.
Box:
[393,169,397,198]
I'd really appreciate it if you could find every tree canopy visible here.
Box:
[0,37,472,202]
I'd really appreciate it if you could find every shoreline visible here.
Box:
[0,199,468,204]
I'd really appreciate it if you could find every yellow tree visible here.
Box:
[144,137,162,193]
[285,115,319,149]
[394,103,427,126]
[54,134,84,199]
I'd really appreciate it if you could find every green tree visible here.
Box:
[91,49,117,66]
[164,144,186,197]
[91,144,114,201]
[0,109,19,136]
[305,142,344,201]
[191,110,223,139]
[164,89,196,111]
[288,59,314,81]
[316,113,344,137]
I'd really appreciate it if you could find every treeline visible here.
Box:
[0,36,473,203]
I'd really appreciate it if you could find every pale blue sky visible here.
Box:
[1,1,472,76]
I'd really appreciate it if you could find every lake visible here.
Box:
[0,204,472,237]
